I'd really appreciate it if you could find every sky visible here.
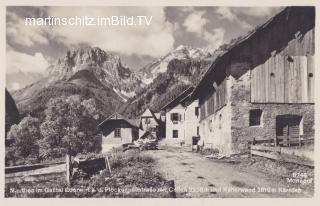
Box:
[6,6,282,73]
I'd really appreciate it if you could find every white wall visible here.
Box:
[101,128,133,153]
[165,100,199,145]
[165,104,185,143]
[199,104,232,154]
[184,100,200,145]
[199,77,233,154]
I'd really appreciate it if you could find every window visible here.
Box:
[114,128,121,137]
[172,130,179,138]
[171,113,180,121]
[219,114,222,129]
[249,109,263,126]
[144,118,151,124]
[195,107,199,117]
[197,126,200,136]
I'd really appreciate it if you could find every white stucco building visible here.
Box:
[161,87,200,146]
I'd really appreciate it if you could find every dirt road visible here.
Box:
[146,148,311,198]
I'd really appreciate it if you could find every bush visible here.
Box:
[6,116,40,165]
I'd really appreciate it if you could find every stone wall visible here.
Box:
[229,69,315,154]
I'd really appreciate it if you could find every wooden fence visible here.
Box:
[5,161,65,174]
[251,136,314,147]
[250,144,314,167]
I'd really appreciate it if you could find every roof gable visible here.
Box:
[166,103,185,113]
[141,108,155,118]
[98,113,139,128]
[161,86,194,111]
[140,108,160,125]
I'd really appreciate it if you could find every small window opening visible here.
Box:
[172,130,179,138]
[219,114,222,129]
[114,128,121,137]
[249,109,263,126]
[195,107,199,117]
[287,55,294,62]
[144,118,151,124]
[171,113,180,121]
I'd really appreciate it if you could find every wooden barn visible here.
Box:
[191,7,315,154]
[98,113,139,153]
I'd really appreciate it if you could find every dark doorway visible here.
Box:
[276,114,302,146]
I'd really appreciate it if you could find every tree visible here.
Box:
[40,95,101,159]
[5,89,20,139]
[6,116,40,165]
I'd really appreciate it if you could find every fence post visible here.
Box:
[168,180,176,198]
[105,155,112,176]
[66,154,72,185]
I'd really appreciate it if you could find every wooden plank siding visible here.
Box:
[200,79,228,120]
[251,54,314,103]
[307,55,314,102]
[251,27,315,104]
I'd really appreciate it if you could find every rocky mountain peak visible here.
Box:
[49,46,126,78]
[137,45,213,85]
[46,46,141,100]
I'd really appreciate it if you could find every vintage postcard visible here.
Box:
[1,0,318,203]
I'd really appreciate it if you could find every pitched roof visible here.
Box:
[160,86,194,111]
[191,7,314,98]
[98,113,139,128]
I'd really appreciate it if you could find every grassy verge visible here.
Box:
[5,150,170,198]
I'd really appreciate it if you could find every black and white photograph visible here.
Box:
[3,2,316,199]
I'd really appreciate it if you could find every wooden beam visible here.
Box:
[251,149,314,167]
[251,145,281,153]
[251,150,280,160]
[66,154,72,186]
[105,155,112,175]
[281,155,314,167]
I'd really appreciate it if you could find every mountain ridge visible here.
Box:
[11,45,216,120]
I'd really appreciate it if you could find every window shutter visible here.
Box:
[170,113,173,121]
[178,114,182,121]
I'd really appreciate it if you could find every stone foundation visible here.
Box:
[230,70,314,154]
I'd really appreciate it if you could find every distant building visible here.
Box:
[191,7,315,154]
[139,108,165,138]
[98,113,139,152]
[161,87,200,146]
